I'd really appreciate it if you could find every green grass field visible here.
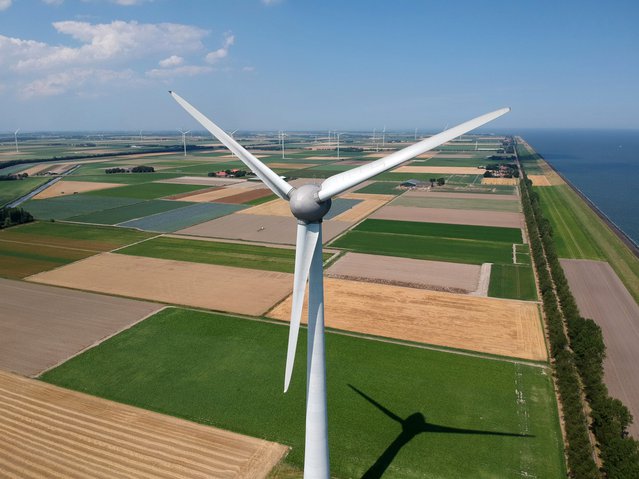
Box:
[67,199,195,225]
[0,221,152,278]
[117,236,329,273]
[354,181,403,195]
[330,220,519,265]
[413,157,499,167]
[391,195,521,212]
[41,307,566,478]
[488,264,538,301]
[351,219,522,243]
[23,195,143,220]
[0,177,50,206]
[536,185,639,302]
[65,172,183,184]
[82,182,207,199]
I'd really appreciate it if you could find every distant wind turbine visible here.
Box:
[13,129,20,153]
[336,132,344,160]
[382,125,386,148]
[178,129,190,157]
[279,131,287,159]
[169,90,509,478]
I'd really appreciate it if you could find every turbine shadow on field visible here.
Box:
[347,384,533,479]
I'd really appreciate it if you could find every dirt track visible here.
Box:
[268,278,547,361]
[371,205,523,228]
[326,253,481,292]
[0,370,287,478]
[0,279,162,377]
[28,253,293,317]
[561,259,639,438]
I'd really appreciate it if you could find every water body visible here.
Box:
[517,129,639,246]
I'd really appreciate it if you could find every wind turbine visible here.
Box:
[382,125,386,148]
[13,129,20,153]
[279,130,287,159]
[168,91,509,478]
[178,129,190,157]
[336,132,344,160]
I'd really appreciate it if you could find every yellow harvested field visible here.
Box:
[481,177,519,185]
[22,163,56,176]
[268,278,547,361]
[175,186,259,202]
[341,192,397,201]
[28,253,293,317]
[267,163,318,169]
[393,166,485,174]
[33,181,123,199]
[237,199,290,217]
[0,370,287,479]
[528,175,552,186]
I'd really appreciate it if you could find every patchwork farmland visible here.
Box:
[0,132,570,477]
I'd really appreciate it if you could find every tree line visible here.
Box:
[520,163,639,477]
[0,207,33,229]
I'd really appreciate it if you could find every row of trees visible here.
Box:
[0,207,33,229]
[521,176,600,478]
[0,173,29,181]
[521,168,639,477]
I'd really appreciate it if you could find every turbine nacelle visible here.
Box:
[289,184,332,223]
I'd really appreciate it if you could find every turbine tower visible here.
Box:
[169,91,509,478]
[178,129,190,157]
[336,132,344,160]
[14,129,20,153]
[382,125,386,148]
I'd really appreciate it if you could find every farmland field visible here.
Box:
[119,202,246,232]
[65,172,183,184]
[67,199,195,225]
[23,194,143,219]
[0,221,152,278]
[354,181,403,195]
[0,177,49,206]
[41,307,565,479]
[348,219,522,243]
[536,185,639,302]
[117,236,330,273]
[82,182,207,199]
[488,264,538,301]
[391,195,521,212]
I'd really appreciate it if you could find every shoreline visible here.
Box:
[541,159,639,258]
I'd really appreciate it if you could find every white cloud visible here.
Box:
[146,65,212,79]
[8,20,208,72]
[159,55,183,68]
[205,32,234,64]
[0,0,12,11]
[20,68,135,98]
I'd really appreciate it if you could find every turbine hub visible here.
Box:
[289,184,331,223]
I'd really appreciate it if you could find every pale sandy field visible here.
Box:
[0,371,287,478]
[28,253,293,317]
[527,175,552,186]
[0,279,162,376]
[561,259,639,438]
[268,278,547,361]
[329,194,393,222]
[371,205,523,228]
[33,180,123,199]
[326,252,481,293]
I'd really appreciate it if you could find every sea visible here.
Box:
[515,129,639,246]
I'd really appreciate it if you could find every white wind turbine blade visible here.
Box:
[170,91,294,200]
[284,221,320,392]
[317,107,510,201]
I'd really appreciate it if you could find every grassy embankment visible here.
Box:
[0,177,50,206]
[41,307,566,479]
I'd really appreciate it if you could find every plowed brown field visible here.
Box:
[268,278,547,360]
[0,370,287,478]
[28,253,293,316]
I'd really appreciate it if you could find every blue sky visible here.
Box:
[0,0,638,131]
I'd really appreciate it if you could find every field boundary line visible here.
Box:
[109,233,164,253]
[36,306,167,378]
